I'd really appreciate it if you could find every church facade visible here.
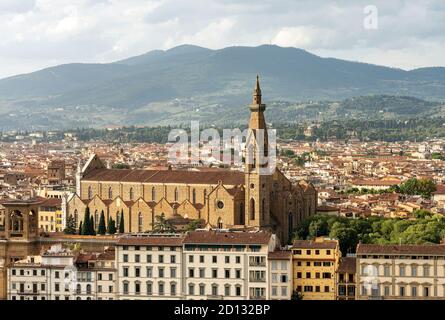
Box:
[67,78,317,243]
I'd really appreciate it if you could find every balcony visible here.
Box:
[18,289,39,295]
[249,277,266,283]
[249,295,266,300]
[249,261,266,267]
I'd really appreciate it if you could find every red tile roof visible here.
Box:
[184,231,272,245]
[357,243,445,255]
[117,235,185,246]
[83,168,244,186]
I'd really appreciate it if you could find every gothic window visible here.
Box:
[151,187,156,201]
[74,209,78,225]
[192,189,196,204]
[116,211,120,229]
[217,218,223,229]
[88,186,92,199]
[138,212,143,233]
[108,187,113,200]
[129,188,134,201]
[240,202,245,224]
[174,188,179,202]
[203,189,207,205]
[250,198,255,220]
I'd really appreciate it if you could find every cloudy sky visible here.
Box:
[1,0,444,79]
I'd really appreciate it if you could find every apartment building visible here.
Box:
[38,198,63,232]
[182,231,276,300]
[337,256,356,300]
[268,250,292,300]
[7,244,116,300]
[356,244,445,300]
[292,237,340,300]
[116,234,184,300]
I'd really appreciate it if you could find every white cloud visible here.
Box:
[0,0,444,78]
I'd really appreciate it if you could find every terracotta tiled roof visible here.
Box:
[338,257,356,273]
[184,231,272,245]
[40,197,62,208]
[117,235,185,246]
[357,243,445,255]
[433,185,445,195]
[268,250,292,260]
[83,168,244,186]
[292,239,338,249]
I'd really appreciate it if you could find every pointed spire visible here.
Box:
[253,74,262,105]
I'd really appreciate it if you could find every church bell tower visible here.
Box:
[244,75,271,227]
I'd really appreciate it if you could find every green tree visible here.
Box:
[78,221,83,235]
[185,219,203,231]
[98,211,106,235]
[329,226,358,255]
[152,213,176,233]
[81,207,91,235]
[90,216,96,235]
[118,210,125,233]
[107,217,116,235]
[63,215,77,234]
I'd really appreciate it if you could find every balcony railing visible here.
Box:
[249,277,266,283]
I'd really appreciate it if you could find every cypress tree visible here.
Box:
[78,221,83,235]
[98,211,106,235]
[119,210,125,233]
[81,207,91,235]
[90,216,96,235]
[108,218,116,235]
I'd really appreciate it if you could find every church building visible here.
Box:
[67,77,317,243]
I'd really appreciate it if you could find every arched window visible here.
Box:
[203,189,207,205]
[76,284,81,295]
[250,198,255,220]
[239,203,245,225]
[10,211,23,232]
[86,284,91,294]
[129,188,134,201]
[217,218,223,229]
[108,187,113,199]
[192,189,196,204]
[174,188,179,202]
[138,212,143,233]
[151,187,156,201]
[74,209,78,225]
[88,186,92,199]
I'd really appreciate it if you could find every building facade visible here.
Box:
[337,256,356,300]
[268,250,293,300]
[356,244,445,300]
[292,237,340,300]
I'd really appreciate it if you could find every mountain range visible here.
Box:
[0,44,445,130]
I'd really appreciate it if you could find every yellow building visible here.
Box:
[38,198,63,233]
[292,237,340,300]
